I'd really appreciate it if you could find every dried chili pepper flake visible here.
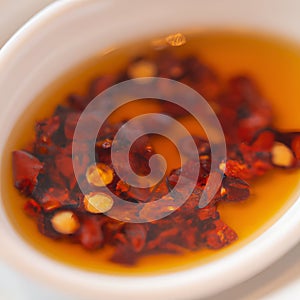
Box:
[35,116,61,140]
[197,205,219,221]
[24,199,41,218]
[84,192,114,214]
[158,242,186,254]
[291,135,300,161]
[179,227,198,250]
[223,160,253,180]
[73,153,90,178]
[89,75,117,98]
[39,187,73,205]
[139,195,176,221]
[12,150,44,195]
[124,224,147,253]
[64,112,80,140]
[42,200,61,212]
[110,244,137,266]
[222,176,250,202]
[251,130,275,151]
[115,180,130,194]
[54,154,73,178]
[38,213,61,239]
[86,163,114,187]
[51,211,80,235]
[147,227,180,250]
[202,220,238,249]
[79,217,104,250]
[68,94,90,111]
[271,142,295,168]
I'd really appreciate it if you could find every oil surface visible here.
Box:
[2,31,300,275]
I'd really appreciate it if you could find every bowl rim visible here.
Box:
[1,0,300,299]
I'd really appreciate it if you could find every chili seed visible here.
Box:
[128,60,157,78]
[51,211,80,235]
[271,142,294,167]
[84,192,114,214]
[86,163,114,187]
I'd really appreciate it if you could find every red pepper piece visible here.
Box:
[37,212,61,239]
[291,135,300,161]
[79,217,104,250]
[158,242,186,254]
[197,205,219,221]
[54,153,77,189]
[64,112,80,140]
[251,130,275,151]
[34,116,61,155]
[224,160,253,180]
[179,226,198,250]
[24,199,41,218]
[110,244,137,266]
[202,220,238,249]
[39,187,76,211]
[68,94,88,111]
[124,224,147,253]
[222,176,250,202]
[126,186,153,202]
[35,116,60,140]
[12,150,44,195]
[157,51,184,80]
[147,227,179,250]
[89,75,117,98]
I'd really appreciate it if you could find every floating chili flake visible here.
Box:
[12,150,43,196]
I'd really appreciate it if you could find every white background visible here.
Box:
[0,0,300,299]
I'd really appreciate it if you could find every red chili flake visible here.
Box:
[24,199,41,218]
[89,75,117,98]
[37,212,61,239]
[115,180,130,194]
[12,150,43,195]
[78,217,104,250]
[68,94,88,111]
[34,116,61,155]
[201,220,238,249]
[54,153,76,188]
[147,227,179,251]
[110,244,137,266]
[39,187,76,211]
[197,205,219,221]
[291,135,300,161]
[222,176,250,202]
[123,224,147,253]
[126,186,153,202]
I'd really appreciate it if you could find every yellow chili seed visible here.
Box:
[84,192,114,214]
[51,211,80,235]
[128,60,157,78]
[86,163,114,187]
[271,142,294,167]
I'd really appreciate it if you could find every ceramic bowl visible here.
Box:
[1,0,300,299]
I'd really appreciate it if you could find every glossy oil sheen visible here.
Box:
[2,31,300,275]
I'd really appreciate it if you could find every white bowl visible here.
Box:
[1,0,300,299]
